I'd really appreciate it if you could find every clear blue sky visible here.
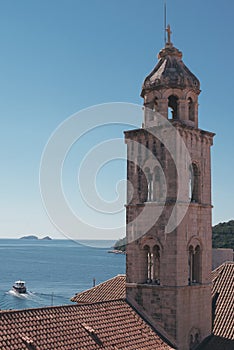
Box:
[0,0,233,239]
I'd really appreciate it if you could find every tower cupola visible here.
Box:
[141,26,200,128]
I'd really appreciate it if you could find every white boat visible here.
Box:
[12,280,27,294]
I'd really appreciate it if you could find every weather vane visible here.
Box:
[164,0,167,44]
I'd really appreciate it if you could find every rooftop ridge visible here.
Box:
[71,275,126,303]
[0,298,126,316]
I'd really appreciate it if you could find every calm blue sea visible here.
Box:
[0,239,125,311]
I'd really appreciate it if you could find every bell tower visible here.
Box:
[125,27,215,350]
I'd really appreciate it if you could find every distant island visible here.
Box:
[20,235,52,240]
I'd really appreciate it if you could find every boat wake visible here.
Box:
[6,290,33,299]
[2,289,69,309]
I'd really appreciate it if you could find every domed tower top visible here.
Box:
[142,26,200,128]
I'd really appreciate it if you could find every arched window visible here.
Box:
[188,245,194,285]
[145,167,153,202]
[139,167,148,203]
[152,245,160,284]
[188,245,201,284]
[148,252,153,282]
[193,245,201,282]
[189,328,200,349]
[144,244,161,284]
[144,166,164,203]
[144,245,153,283]
[154,98,159,112]
[153,166,161,201]
[188,97,195,121]
[168,95,178,119]
[143,245,150,282]
[146,99,159,123]
[152,141,157,156]
[189,163,199,203]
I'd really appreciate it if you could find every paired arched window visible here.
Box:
[168,95,178,119]
[189,328,200,349]
[144,166,162,202]
[189,163,199,203]
[188,245,201,284]
[144,244,160,284]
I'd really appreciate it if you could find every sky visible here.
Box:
[0,0,233,239]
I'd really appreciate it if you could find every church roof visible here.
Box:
[141,41,200,97]
[71,275,126,303]
[0,299,173,349]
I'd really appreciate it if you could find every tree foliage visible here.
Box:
[212,220,234,249]
[113,237,126,251]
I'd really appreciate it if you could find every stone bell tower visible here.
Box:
[125,27,215,350]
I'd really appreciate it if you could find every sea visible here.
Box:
[0,239,125,311]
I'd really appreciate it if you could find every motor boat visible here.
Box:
[12,280,27,294]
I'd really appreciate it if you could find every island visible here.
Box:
[20,235,38,240]
[41,236,52,240]
[20,235,52,240]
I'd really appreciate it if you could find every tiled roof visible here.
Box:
[212,262,234,339]
[72,264,234,350]
[199,262,234,349]
[0,299,174,350]
[71,275,126,303]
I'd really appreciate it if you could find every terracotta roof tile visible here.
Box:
[71,275,126,303]
[0,299,173,349]
[199,262,234,349]
[211,262,234,340]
